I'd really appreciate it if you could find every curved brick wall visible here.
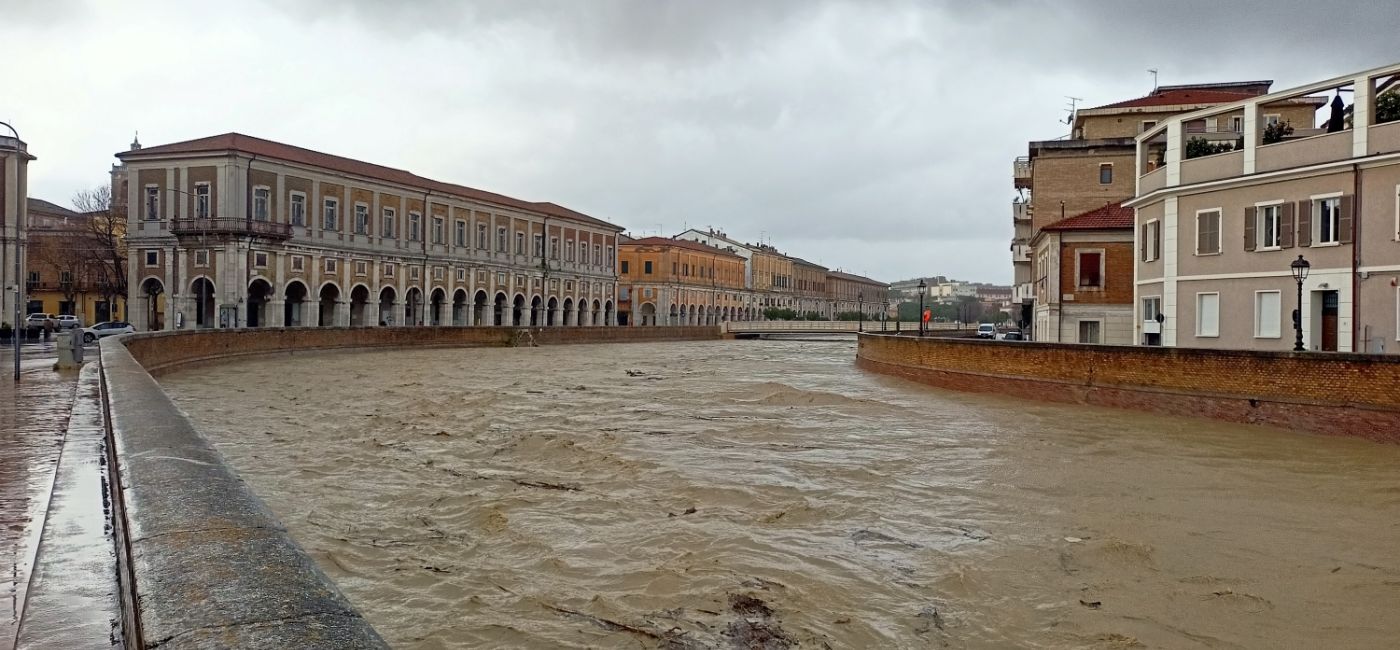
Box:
[856,333,1400,443]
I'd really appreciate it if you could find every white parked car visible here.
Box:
[977,323,996,338]
[55,315,83,330]
[25,313,54,328]
[82,321,134,344]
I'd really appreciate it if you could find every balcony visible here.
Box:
[170,217,292,240]
[1012,200,1031,222]
[1010,243,1031,263]
[1013,156,1032,189]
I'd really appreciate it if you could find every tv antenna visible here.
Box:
[1062,96,1082,126]
[1148,68,1159,91]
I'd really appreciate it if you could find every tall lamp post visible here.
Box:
[857,291,864,332]
[882,299,888,332]
[917,278,927,337]
[1291,254,1309,352]
[3,121,21,381]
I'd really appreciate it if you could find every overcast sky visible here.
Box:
[6,0,1396,284]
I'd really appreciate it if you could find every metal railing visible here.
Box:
[170,217,292,239]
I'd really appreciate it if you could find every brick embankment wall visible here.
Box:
[856,333,1400,443]
[121,325,721,374]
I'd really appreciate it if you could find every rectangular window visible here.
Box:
[1205,116,1218,133]
[551,237,560,259]
[290,193,306,227]
[644,260,653,274]
[1141,221,1160,262]
[1315,197,1341,244]
[1077,251,1103,288]
[411,266,421,280]
[1196,293,1220,337]
[1141,296,1161,322]
[383,263,395,278]
[253,187,270,221]
[324,258,338,274]
[355,261,369,276]
[1254,291,1281,338]
[354,204,369,234]
[455,220,466,247]
[607,247,615,267]
[195,182,211,219]
[144,250,159,267]
[1140,120,1157,133]
[594,244,602,266]
[432,216,444,244]
[291,256,305,271]
[253,252,268,268]
[323,198,339,231]
[433,266,444,280]
[1265,114,1281,127]
[145,186,160,220]
[409,212,422,241]
[534,234,545,257]
[382,207,396,238]
[1077,320,1101,344]
[516,231,525,255]
[566,240,575,262]
[1231,115,1243,133]
[194,250,209,267]
[621,260,630,274]
[1257,204,1281,249]
[1196,210,1221,255]
[497,227,507,252]
[477,223,487,249]
[456,268,466,282]
[1098,163,1113,185]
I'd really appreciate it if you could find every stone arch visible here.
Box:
[378,286,397,326]
[405,287,423,325]
[590,299,601,327]
[452,289,468,326]
[637,301,655,326]
[493,292,508,326]
[546,296,559,327]
[349,284,371,327]
[247,277,274,327]
[604,300,615,326]
[189,276,216,328]
[530,295,543,327]
[429,287,447,326]
[668,303,678,326]
[563,297,575,327]
[140,276,165,330]
[284,280,309,327]
[512,293,526,327]
[474,290,490,326]
[318,282,341,327]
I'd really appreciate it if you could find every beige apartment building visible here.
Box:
[825,271,889,317]
[116,133,623,331]
[790,257,829,315]
[1130,63,1400,352]
[1030,202,1135,344]
[616,236,749,325]
[1013,80,1320,335]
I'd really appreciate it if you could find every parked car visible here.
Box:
[55,315,82,330]
[998,330,1025,341]
[82,321,134,344]
[25,313,54,328]
[976,323,996,338]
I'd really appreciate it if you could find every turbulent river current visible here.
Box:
[161,339,1400,649]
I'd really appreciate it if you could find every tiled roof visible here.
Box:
[787,256,828,270]
[1088,88,1262,111]
[27,198,80,217]
[622,236,744,258]
[826,270,887,286]
[1041,201,1134,231]
[117,133,622,231]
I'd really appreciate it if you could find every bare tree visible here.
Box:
[73,186,128,317]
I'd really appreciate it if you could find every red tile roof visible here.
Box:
[622,236,744,258]
[1088,88,1262,111]
[1042,201,1134,231]
[116,133,622,231]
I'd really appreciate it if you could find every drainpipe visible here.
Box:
[243,153,257,328]
[1352,163,1362,352]
[421,189,431,326]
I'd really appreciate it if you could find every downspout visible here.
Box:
[243,153,257,328]
[1352,163,1361,352]
[422,189,431,325]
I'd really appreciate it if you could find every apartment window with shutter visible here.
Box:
[455,220,466,247]
[382,207,396,238]
[195,183,211,219]
[354,204,369,234]
[1196,293,1220,337]
[1254,291,1281,338]
[323,198,339,231]
[1141,221,1160,262]
[594,244,602,266]
[253,187,270,221]
[1255,204,1282,249]
[290,193,306,226]
[580,242,588,264]
[1314,196,1342,244]
[566,240,575,262]
[1196,210,1221,255]
[144,186,160,220]
[409,212,422,241]
[550,237,560,259]
[534,234,544,257]
[497,227,507,252]
[1076,250,1103,288]
[355,261,369,276]
[476,223,487,249]
[516,231,525,255]
[1098,163,1113,185]
[432,216,444,244]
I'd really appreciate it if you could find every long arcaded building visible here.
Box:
[115,133,624,331]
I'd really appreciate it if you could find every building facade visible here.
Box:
[616,236,748,325]
[1130,63,1400,353]
[2,134,32,330]
[1031,202,1135,344]
[825,271,889,317]
[1012,80,1318,338]
[117,133,623,332]
[25,198,127,323]
[790,257,829,315]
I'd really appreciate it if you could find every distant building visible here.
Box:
[1129,63,1400,352]
[825,270,889,317]
[1031,201,1135,344]
[1013,80,1321,337]
[617,236,748,325]
[25,198,127,323]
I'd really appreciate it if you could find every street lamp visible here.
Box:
[882,299,888,332]
[1290,254,1310,352]
[917,278,927,337]
[857,291,864,332]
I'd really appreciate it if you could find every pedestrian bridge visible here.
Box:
[722,320,961,335]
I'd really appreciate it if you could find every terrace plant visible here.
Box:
[1262,121,1294,145]
[1185,137,1235,159]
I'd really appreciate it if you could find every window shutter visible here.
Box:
[1296,200,1312,247]
[1140,225,1148,261]
[1339,194,1354,244]
[1196,214,1207,254]
[1153,221,1161,261]
[1279,202,1294,248]
[1244,207,1256,251]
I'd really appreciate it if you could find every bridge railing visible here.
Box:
[723,320,963,333]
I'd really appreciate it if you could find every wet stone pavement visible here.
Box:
[0,342,78,649]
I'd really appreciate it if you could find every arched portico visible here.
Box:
[190,277,216,328]
[493,292,508,327]
[140,277,165,330]
[563,298,575,327]
[379,286,397,325]
[284,281,308,326]
[452,289,468,326]
[318,283,340,327]
[475,290,490,326]
[349,285,371,327]
[547,297,559,326]
[605,300,615,326]
[430,288,446,326]
[512,294,526,327]
[248,278,274,327]
[405,287,423,325]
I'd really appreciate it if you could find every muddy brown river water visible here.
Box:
[161,339,1400,649]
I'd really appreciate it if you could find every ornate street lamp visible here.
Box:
[917,278,927,337]
[857,291,864,332]
[1290,254,1310,352]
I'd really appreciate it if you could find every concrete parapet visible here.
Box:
[856,333,1400,443]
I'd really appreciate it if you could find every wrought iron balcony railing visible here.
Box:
[170,217,292,239]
